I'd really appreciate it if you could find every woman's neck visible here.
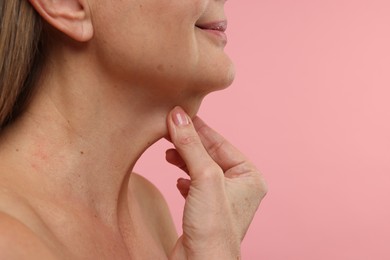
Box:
[0,51,193,230]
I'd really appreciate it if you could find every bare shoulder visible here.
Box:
[129,173,171,208]
[0,212,58,260]
[0,184,61,259]
[129,173,178,253]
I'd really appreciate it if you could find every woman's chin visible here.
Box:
[192,63,235,94]
[176,97,204,119]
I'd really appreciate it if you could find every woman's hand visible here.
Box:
[167,107,268,260]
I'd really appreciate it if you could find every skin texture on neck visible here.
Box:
[0,40,202,234]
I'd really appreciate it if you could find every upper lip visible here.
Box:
[195,20,227,32]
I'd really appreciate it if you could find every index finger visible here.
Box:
[167,107,223,180]
[192,116,249,172]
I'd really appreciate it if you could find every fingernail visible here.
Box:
[172,107,190,126]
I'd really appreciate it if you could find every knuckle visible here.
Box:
[207,138,226,158]
[259,181,268,198]
[256,177,268,199]
[198,163,224,181]
[251,171,268,199]
[177,133,201,147]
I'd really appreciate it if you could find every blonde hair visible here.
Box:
[0,0,44,128]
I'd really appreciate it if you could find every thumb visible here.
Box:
[167,107,223,181]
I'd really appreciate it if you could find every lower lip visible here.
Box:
[199,28,228,44]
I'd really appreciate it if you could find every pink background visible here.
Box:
[135,1,390,259]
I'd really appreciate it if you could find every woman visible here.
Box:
[0,0,267,259]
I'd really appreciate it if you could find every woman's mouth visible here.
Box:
[195,21,227,32]
[195,20,228,45]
